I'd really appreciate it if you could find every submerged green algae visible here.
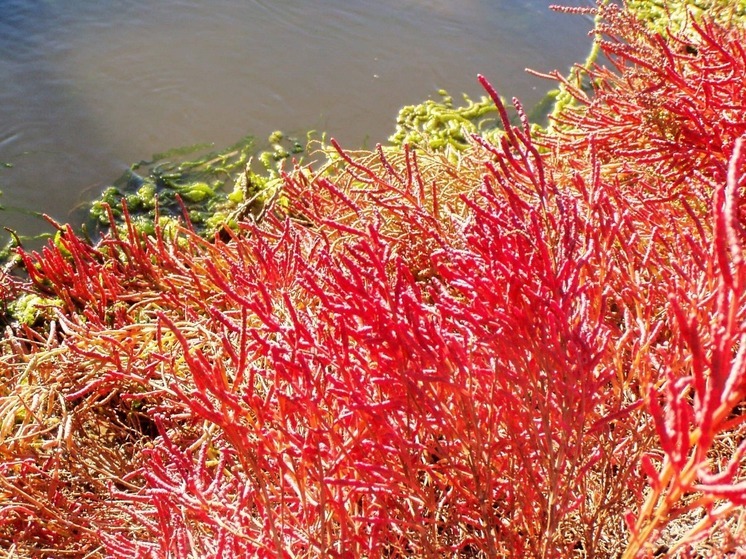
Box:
[88,136,255,235]
[389,89,499,155]
[87,131,306,238]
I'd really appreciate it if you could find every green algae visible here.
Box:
[389,90,500,157]
[627,0,746,34]
[87,136,255,235]
[7,293,63,326]
[83,128,312,242]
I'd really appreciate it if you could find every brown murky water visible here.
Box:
[0,0,593,242]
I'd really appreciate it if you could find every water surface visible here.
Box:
[0,0,593,242]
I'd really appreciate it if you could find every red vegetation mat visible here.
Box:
[1,3,745,557]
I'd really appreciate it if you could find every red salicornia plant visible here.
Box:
[0,1,745,557]
[543,2,746,555]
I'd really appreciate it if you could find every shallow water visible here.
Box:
[0,0,593,242]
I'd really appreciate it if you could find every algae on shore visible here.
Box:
[85,131,305,239]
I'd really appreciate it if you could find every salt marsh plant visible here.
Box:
[0,1,745,557]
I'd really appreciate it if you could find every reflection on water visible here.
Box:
[0,0,593,241]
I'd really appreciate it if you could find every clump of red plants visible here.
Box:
[1,1,746,557]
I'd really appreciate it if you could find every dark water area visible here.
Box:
[0,0,594,244]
